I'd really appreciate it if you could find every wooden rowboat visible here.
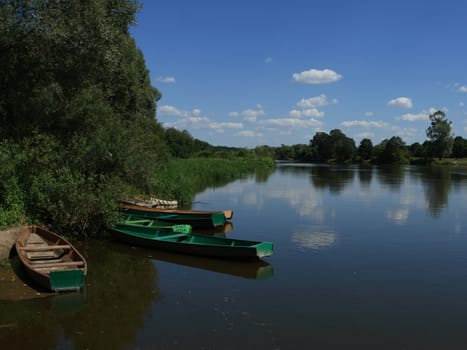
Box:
[112,219,273,260]
[119,203,233,228]
[15,225,87,292]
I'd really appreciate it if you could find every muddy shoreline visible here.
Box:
[0,226,26,260]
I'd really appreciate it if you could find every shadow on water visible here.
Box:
[0,239,160,350]
[0,233,273,349]
[109,239,274,280]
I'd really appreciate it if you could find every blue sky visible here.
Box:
[131,0,467,148]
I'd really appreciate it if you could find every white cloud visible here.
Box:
[156,76,176,84]
[242,108,265,122]
[365,112,374,117]
[397,112,429,121]
[237,130,257,137]
[158,105,202,119]
[297,94,332,108]
[228,112,239,117]
[289,94,335,119]
[292,68,343,84]
[459,85,467,93]
[388,97,413,109]
[341,120,390,128]
[158,105,183,116]
[265,57,272,63]
[289,108,324,118]
[260,118,322,128]
[209,122,243,130]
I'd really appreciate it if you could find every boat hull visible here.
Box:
[15,225,87,292]
[119,204,230,228]
[111,223,273,260]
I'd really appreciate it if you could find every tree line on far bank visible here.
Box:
[271,111,464,164]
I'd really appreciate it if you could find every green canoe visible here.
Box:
[118,203,231,228]
[112,219,273,260]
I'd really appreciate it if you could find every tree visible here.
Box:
[408,142,424,158]
[329,129,356,162]
[0,0,169,236]
[376,136,409,164]
[357,138,373,161]
[452,136,467,158]
[426,110,453,159]
[310,132,332,161]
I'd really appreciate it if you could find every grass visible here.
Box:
[150,157,275,207]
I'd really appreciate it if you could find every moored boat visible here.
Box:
[15,225,87,292]
[112,219,273,260]
[118,203,233,228]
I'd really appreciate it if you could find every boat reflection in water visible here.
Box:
[109,238,273,280]
[191,221,233,237]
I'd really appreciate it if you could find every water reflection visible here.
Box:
[386,208,410,224]
[375,165,405,191]
[417,166,451,217]
[0,239,159,350]
[275,163,467,218]
[292,226,337,250]
[192,221,233,237]
[357,166,373,189]
[309,165,356,194]
[110,242,273,280]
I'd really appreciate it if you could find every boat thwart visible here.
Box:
[112,220,272,260]
[15,225,87,292]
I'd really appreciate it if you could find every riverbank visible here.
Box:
[0,225,26,260]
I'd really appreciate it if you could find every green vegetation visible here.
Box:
[3,1,463,239]
[151,157,275,207]
[0,1,273,236]
[273,110,463,165]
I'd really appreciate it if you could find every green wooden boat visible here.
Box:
[119,203,232,228]
[15,225,87,292]
[112,219,273,260]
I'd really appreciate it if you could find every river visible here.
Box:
[2,163,467,349]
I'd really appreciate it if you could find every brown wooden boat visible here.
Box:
[15,225,87,292]
[119,203,233,228]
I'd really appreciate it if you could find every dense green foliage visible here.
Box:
[0,0,164,234]
[0,1,275,235]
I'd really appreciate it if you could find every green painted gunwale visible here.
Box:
[112,220,273,259]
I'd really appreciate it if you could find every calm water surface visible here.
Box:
[2,164,467,349]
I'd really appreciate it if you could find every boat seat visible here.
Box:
[31,261,85,269]
[159,233,187,240]
[18,245,71,251]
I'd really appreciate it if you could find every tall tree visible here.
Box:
[0,0,168,235]
[426,110,453,159]
[357,138,373,161]
[329,129,356,162]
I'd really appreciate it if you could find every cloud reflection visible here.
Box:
[292,227,337,251]
[386,208,409,224]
